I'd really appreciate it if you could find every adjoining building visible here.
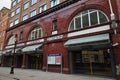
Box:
[2,0,120,80]
[0,7,10,66]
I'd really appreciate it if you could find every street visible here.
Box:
[0,67,115,80]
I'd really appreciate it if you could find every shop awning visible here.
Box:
[64,34,111,50]
[0,51,2,54]
[15,47,23,53]
[22,44,43,52]
[2,49,13,55]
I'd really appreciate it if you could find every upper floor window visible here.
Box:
[11,11,15,17]
[7,35,17,45]
[20,31,23,40]
[12,0,17,7]
[28,27,44,40]
[14,19,19,25]
[52,20,58,35]
[10,22,14,27]
[31,0,37,5]
[50,0,60,7]
[22,14,28,21]
[69,9,109,31]
[39,3,47,13]
[53,20,58,31]
[24,2,29,10]
[30,9,36,17]
[16,7,20,14]
[17,0,21,3]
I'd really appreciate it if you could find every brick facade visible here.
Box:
[2,0,120,80]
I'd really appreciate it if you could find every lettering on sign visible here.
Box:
[26,39,44,45]
[5,45,14,49]
[17,43,25,47]
[47,35,63,41]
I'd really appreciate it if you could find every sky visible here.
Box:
[0,0,11,10]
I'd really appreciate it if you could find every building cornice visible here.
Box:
[7,0,80,32]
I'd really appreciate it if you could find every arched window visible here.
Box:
[28,27,44,40]
[69,9,109,31]
[7,35,16,45]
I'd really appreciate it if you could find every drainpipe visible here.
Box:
[108,0,118,34]
[108,0,117,77]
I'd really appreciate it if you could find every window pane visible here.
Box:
[75,17,81,29]
[12,0,16,6]
[53,20,57,31]
[35,30,37,39]
[39,29,41,37]
[30,9,36,17]
[99,11,108,24]
[40,4,46,13]
[18,0,20,3]
[11,11,15,17]
[14,19,19,25]
[69,20,74,31]
[82,14,89,28]
[82,10,88,15]
[28,27,43,40]
[16,7,20,14]
[50,0,60,7]
[90,12,98,25]
[31,0,37,5]
[24,2,29,10]
[10,22,14,27]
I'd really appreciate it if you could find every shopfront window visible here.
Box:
[28,27,44,40]
[69,9,109,31]
[71,49,112,76]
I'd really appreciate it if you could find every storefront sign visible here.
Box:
[68,25,110,37]
[5,45,14,49]
[47,35,63,41]
[16,43,25,47]
[26,39,44,45]
[47,54,62,65]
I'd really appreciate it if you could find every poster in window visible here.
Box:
[55,56,61,65]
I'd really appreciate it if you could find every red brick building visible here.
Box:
[0,7,10,66]
[2,0,120,80]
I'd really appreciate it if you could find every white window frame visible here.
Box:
[10,22,14,27]
[30,9,36,17]
[12,0,17,7]
[14,18,19,25]
[24,2,29,10]
[16,7,20,14]
[11,11,15,17]
[39,3,47,13]
[22,14,28,21]
[28,27,43,40]
[31,0,37,5]
[17,0,21,3]
[50,0,60,7]
[69,9,109,31]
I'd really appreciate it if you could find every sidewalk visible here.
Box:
[0,67,115,80]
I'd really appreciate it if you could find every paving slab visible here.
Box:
[0,67,115,80]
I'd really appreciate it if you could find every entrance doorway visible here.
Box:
[71,49,113,76]
[27,54,43,69]
[16,55,23,68]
